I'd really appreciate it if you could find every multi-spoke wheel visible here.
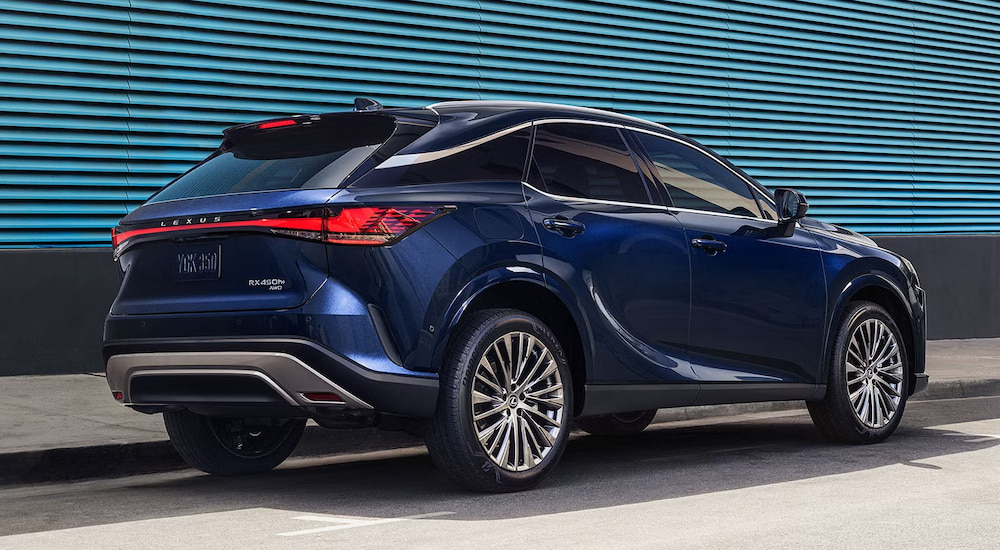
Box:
[845,318,904,428]
[425,308,573,492]
[808,301,909,444]
[163,410,306,475]
[471,331,565,471]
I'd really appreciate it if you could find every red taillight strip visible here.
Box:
[112,206,452,253]
[113,217,324,247]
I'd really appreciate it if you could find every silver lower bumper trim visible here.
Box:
[106,351,372,409]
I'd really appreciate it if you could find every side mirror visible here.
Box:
[775,188,808,224]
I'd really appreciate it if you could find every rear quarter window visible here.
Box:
[352,128,531,187]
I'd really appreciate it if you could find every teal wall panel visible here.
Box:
[3,0,1000,245]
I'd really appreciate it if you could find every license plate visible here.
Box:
[175,245,220,281]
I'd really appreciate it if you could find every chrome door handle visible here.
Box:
[691,237,727,255]
[543,217,586,238]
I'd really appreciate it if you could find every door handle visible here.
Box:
[691,237,728,255]
[543,217,586,238]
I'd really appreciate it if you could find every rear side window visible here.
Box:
[635,132,762,218]
[149,115,397,203]
[528,123,650,204]
[353,128,531,187]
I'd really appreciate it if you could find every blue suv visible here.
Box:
[104,99,927,492]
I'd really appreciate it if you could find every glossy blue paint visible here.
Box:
[523,187,697,386]
[674,210,828,384]
[103,100,926,419]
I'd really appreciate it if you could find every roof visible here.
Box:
[428,100,670,132]
[394,100,672,152]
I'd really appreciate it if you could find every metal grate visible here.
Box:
[3,0,1000,245]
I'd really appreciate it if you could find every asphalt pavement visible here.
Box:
[0,338,998,485]
[0,395,997,549]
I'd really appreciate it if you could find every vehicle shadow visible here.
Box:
[5,397,998,534]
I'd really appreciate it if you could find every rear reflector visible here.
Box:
[112,391,123,401]
[111,206,451,254]
[302,392,344,403]
[257,119,297,130]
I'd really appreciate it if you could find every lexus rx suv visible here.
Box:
[104,99,927,492]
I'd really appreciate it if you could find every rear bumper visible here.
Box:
[103,337,438,418]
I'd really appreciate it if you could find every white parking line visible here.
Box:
[277,511,455,536]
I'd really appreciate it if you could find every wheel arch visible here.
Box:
[436,274,591,416]
[826,273,918,395]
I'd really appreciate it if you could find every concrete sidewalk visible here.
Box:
[1,338,998,485]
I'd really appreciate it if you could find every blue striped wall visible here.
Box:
[3,0,1000,246]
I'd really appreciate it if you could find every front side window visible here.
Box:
[752,187,777,220]
[528,123,650,204]
[635,132,762,218]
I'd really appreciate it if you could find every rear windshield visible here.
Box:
[148,114,397,203]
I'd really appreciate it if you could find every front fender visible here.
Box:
[822,265,926,390]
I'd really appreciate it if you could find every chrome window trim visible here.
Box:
[375,116,776,211]
[627,126,776,207]
[375,121,534,169]
[522,183,781,225]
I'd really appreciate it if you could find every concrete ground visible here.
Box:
[0,395,997,549]
[0,338,997,485]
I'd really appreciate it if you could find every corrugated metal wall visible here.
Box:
[2,0,1000,246]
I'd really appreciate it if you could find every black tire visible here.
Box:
[163,410,306,476]
[425,308,573,492]
[807,301,909,444]
[575,410,657,436]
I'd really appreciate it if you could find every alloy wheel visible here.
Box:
[471,331,565,472]
[845,318,904,429]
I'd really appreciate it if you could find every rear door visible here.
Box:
[630,130,827,386]
[524,121,696,388]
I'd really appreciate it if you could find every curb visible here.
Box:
[0,426,422,487]
[2,377,997,487]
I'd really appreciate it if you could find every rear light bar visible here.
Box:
[112,206,452,254]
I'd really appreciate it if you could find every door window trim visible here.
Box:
[371,115,779,222]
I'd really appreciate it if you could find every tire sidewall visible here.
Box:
[449,312,573,489]
[829,302,909,442]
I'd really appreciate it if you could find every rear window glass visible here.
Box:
[149,115,396,203]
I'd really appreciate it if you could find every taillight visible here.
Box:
[111,206,450,254]
[324,207,443,245]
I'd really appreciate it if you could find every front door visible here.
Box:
[630,130,827,387]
